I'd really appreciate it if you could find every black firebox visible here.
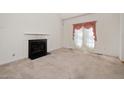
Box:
[28,39,47,59]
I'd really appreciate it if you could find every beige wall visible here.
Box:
[120,14,124,61]
[63,13,120,57]
[0,13,62,64]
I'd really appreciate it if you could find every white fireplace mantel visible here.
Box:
[24,32,49,36]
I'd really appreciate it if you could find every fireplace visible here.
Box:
[28,39,47,59]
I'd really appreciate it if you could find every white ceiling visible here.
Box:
[59,13,86,19]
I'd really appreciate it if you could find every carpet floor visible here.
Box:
[0,48,124,79]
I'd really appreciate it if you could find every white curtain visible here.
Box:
[74,27,95,50]
[74,28,83,48]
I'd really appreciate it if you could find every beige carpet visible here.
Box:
[0,48,124,79]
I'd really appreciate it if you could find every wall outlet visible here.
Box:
[12,53,15,57]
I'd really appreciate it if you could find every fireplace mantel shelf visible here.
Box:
[24,32,49,35]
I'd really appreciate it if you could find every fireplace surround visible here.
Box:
[28,39,47,59]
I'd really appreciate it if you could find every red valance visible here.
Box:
[73,21,97,41]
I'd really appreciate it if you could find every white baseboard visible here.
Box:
[0,57,27,66]
[0,47,62,66]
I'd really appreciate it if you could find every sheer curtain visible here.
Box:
[84,27,95,49]
[74,28,83,48]
[73,21,96,50]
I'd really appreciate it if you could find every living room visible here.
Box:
[0,13,124,79]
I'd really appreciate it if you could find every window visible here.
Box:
[73,21,96,49]
[74,28,83,48]
[84,27,95,48]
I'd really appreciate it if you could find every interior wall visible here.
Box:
[120,14,124,61]
[0,13,62,65]
[63,13,120,57]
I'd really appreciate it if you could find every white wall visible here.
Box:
[120,14,124,61]
[60,13,85,19]
[63,13,120,57]
[0,13,123,64]
[0,13,62,65]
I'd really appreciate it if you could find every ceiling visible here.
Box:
[59,13,87,20]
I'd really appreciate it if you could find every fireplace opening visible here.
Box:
[28,39,47,59]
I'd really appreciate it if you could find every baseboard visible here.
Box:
[119,57,124,62]
[0,57,27,66]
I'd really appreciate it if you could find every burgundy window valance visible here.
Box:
[73,21,97,41]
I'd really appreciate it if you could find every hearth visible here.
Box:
[28,39,47,59]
